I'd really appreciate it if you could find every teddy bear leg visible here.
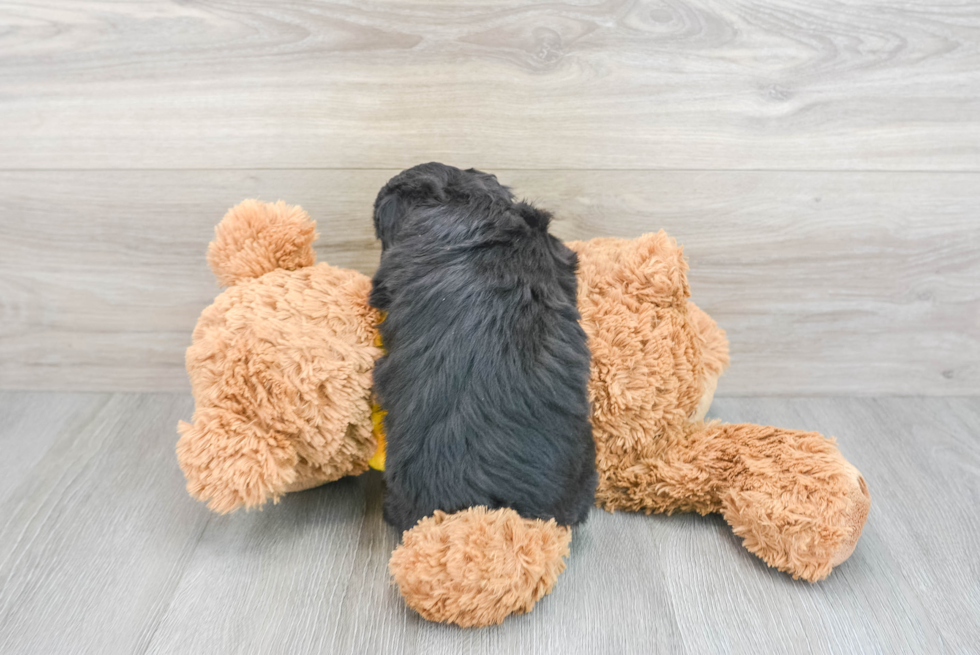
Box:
[597,421,869,581]
[388,507,572,627]
[692,422,871,582]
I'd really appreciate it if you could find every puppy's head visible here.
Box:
[373,163,515,249]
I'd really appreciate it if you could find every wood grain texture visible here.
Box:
[0,391,104,499]
[706,396,980,654]
[1,393,978,654]
[0,392,210,655]
[1,1,979,170]
[1,169,977,394]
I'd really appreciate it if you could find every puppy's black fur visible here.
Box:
[370,163,596,533]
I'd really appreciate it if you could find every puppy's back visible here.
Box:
[371,164,596,533]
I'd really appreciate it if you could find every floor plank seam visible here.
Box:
[137,513,213,655]
[0,394,113,574]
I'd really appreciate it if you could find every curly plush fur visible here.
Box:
[178,194,870,628]
[177,201,382,512]
[370,164,597,533]
[568,234,870,582]
[388,507,571,627]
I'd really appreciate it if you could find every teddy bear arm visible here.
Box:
[686,301,730,379]
[176,408,300,513]
[685,301,729,423]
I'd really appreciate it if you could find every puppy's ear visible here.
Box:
[370,254,398,310]
[374,191,403,248]
[515,202,552,231]
[369,277,392,310]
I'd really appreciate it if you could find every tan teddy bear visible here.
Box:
[177,200,870,627]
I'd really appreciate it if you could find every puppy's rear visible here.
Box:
[370,163,596,533]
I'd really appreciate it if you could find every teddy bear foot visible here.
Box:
[828,464,871,568]
[716,424,871,582]
[388,507,572,627]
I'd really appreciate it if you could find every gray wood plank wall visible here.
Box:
[1,1,978,394]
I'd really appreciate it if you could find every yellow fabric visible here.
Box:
[369,403,387,471]
[368,313,388,471]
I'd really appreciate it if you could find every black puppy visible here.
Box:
[370,163,596,533]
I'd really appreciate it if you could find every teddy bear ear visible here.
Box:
[207,199,318,287]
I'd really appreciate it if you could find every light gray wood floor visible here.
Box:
[1,392,977,654]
